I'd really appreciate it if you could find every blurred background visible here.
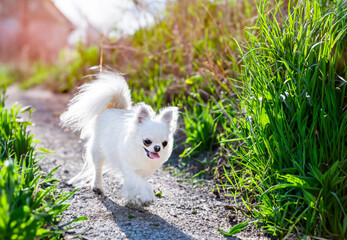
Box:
[0,0,169,91]
[0,0,180,93]
[0,0,255,92]
[0,0,165,62]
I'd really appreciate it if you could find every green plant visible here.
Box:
[0,89,86,239]
[130,74,173,111]
[155,189,163,197]
[181,92,223,157]
[220,0,347,238]
[0,155,84,239]
[218,221,249,237]
[0,104,34,161]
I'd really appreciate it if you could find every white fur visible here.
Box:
[61,72,178,206]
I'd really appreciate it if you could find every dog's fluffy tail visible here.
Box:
[60,72,132,138]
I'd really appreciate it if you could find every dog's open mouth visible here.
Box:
[144,148,160,159]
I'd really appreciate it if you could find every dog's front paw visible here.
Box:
[125,197,142,209]
[139,191,155,205]
[92,186,104,195]
[141,201,152,207]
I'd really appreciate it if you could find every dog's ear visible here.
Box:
[159,107,179,132]
[137,104,153,124]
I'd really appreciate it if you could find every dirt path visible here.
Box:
[6,85,267,240]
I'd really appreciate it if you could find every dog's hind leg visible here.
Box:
[91,147,105,195]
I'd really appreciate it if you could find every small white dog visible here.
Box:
[60,72,178,206]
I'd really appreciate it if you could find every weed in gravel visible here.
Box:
[155,189,163,197]
[218,221,249,237]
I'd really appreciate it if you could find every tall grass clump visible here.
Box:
[118,0,255,86]
[180,90,228,157]
[104,0,258,98]
[0,89,85,239]
[221,0,347,238]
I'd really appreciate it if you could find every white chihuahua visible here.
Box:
[60,72,178,206]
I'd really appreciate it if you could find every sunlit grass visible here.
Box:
[219,0,347,238]
[0,89,86,239]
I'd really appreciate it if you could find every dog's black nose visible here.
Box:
[154,145,161,152]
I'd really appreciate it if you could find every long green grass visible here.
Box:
[219,0,347,238]
[0,89,86,239]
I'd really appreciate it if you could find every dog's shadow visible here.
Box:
[101,195,192,240]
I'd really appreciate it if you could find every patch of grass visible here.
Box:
[220,0,347,238]
[130,75,173,111]
[0,88,86,239]
[177,91,237,178]
[181,92,222,156]
[0,103,35,161]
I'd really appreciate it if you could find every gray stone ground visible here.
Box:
[6,85,269,240]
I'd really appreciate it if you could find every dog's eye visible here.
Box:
[143,139,152,146]
[162,141,168,147]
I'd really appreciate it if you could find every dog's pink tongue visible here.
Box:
[149,152,160,159]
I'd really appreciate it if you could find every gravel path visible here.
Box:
[6,85,268,240]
